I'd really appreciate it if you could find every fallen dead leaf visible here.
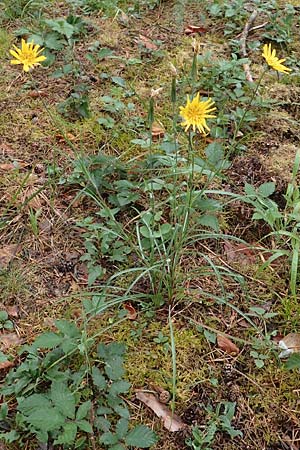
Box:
[0,163,17,170]
[217,335,240,355]
[152,122,165,140]
[0,333,21,351]
[278,333,300,358]
[137,35,158,51]
[0,244,21,269]
[55,132,76,143]
[0,359,14,370]
[124,303,137,320]
[136,391,187,432]
[28,90,48,98]
[184,25,207,35]
[224,240,257,265]
[6,305,19,318]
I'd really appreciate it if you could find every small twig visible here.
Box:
[249,21,268,32]
[240,10,258,83]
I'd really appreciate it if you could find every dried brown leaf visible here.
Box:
[136,391,186,432]
[152,122,165,140]
[0,244,20,269]
[224,240,256,265]
[184,25,207,35]
[0,333,21,351]
[217,334,240,355]
[137,35,158,50]
[6,305,19,318]
[278,333,300,358]
[124,303,137,320]
[0,359,14,370]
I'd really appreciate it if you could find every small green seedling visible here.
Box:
[0,311,14,330]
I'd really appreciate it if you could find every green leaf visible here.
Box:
[76,400,92,420]
[0,402,8,420]
[111,76,126,87]
[44,32,65,50]
[113,405,130,419]
[105,356,125,380]
[26,407,65,432]
[0,430,20,443]
[125,425,158,448]
[198,214,219,231]
[18,394,51,415]
[55,320,81,338]
[97,47,114,59]
[34,332,62,349]
[45,19,74,39]
[258,182,276,198]
[285,353,300,369]
[50,382,76,419]
[0,311,8,321]
[27,33,44,46]
[88,265,104,285]
[0,351,9,363]
[77,420,93,433]
[244,183,256,197]
[54,422,77,445]
[204,329,216,344]
[109,445,126,450]
[100,431,119,445]
[109,381,131,396]
[116,418,128,439]
[95,415,111,432]
[92,366,107,390]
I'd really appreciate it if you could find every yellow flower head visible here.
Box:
[262,43,291,74]
[179,93,216,135]
[10,39,46,72]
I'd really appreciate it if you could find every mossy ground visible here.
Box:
[1,1,300,449]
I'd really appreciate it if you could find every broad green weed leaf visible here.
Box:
[26,407,65,433]
[33,332,62,349]
[100,431,119,445]
[111,76,126,87]
[285,353,300,369]
[44,33,65,50]
[125,425,158,448]
[113,405,130,419]
[45,19,74,39]
[258,182,276,198]
[109,381,131,397]
[77,420,93,433]
[55,320,80,338]
[197,214,219,231]
[54,422,77,445]
[50,382,76,419]
[76,400,92,420]
[244,183,256,196]
[92,366,107,390]
[116,418,129,439]
[105,356,125,380]
[18,394,51,415]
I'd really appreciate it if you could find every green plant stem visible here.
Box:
[229,67,268,155]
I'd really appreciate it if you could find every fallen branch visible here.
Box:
[240,10,258,83]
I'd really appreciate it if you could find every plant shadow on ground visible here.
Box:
[1,0,300,449]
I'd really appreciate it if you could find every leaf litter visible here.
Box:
[136,391,187,432]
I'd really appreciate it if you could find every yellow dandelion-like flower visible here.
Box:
[179,92,216,135]
[10,39,46,72]
[262,43,291,74]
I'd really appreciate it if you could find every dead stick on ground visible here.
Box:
[240,9,258,83]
